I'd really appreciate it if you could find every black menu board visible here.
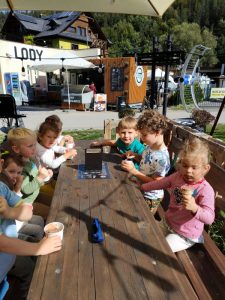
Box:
[111,67,124,91]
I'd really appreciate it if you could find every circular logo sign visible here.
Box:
[134,66,144,87]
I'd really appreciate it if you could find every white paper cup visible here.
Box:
[44,175,51,182]
[125,159,133,164]
[44,222,64,240]
[66,143,74,150]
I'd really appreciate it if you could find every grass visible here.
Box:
[63,128,117,140]
[206,124,225,142]
[208,210,225,255]
[63,129,103,140]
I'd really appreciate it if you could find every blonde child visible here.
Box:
[121,110,170,214]
[91,116,145,168]
[141,137,215,252]
[7,128,52,202]
[0,152,44,241]
[7,128,52,219]
[0,154,62,299]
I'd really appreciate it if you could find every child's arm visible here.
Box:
[121,161,163,183]
[40,149,77,169]
[0,196,33,221]
[90,140,116,147]
[141,175,173,191]
[0,234,62,256]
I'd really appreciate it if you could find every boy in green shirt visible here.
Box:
[91,116,145,168]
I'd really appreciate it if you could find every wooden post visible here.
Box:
[104,119,112,139]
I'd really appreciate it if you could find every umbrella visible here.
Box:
[30,52,95,109]
[0,0,175,17]
[30,53,95,72]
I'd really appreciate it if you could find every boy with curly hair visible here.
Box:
[122,110,170,214]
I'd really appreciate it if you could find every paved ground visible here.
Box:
[18,105,225,131]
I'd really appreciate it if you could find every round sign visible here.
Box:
[134,66,144,87]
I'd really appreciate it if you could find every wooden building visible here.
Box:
[90,57,147,108]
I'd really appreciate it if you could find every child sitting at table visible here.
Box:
[121,110,170,214]
[0,153,62,300]
[0,151,44,241]
[36,117,77,171]
[141,137,215,252]
[91,116,145,168]
[7,128,52,218]
[44,115,75,151]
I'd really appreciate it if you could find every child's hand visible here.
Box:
[64,149,77,160]
[181,192,198,214]
[0,196,10,217]
[121,160,136,174]
[64,135,74,143]
[47,169,53,178]
[36,236,62,255]
[14,174,24,193]
[90,141,102,148]
[37,166,50,182]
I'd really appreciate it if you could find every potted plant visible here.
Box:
[118,108,136,119]
[191,109,215,132]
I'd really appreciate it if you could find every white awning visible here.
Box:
[0,0,175,17]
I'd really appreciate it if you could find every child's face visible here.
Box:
[118,128,137,145]
[3,162,23,185]
[39,130,59,149]
[179,156,210,184]
[140,129,159,147]
[12,137,37,159]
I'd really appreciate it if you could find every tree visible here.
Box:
[170,22,217,66]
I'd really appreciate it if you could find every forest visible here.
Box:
[0,0,225,67]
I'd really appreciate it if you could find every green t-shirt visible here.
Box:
[115,138,145,168]
[21,159,43,204]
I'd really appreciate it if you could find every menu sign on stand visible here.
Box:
[111,67,124,91]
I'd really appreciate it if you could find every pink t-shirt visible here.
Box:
[142,172,215,240]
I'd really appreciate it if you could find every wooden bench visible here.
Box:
[104,118,225,300]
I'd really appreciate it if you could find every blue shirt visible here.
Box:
[0,181,22,283]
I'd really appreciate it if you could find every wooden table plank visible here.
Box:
[27,141,198,300]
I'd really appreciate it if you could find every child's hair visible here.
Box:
[178,137,210,165]
[38,116,62,139]
[1,151,24,169]
[45,115,62,127]
[117,116,137,131]
[0,151,24,190]
[7,128,36,146]
[137,110,167,133]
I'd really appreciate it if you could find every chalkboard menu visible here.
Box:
[111,67,124,91]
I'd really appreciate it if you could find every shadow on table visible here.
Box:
[64,205,182,294]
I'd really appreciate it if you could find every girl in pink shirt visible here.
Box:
[141,138,215,252]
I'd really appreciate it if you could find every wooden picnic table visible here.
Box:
[27,141,197,300]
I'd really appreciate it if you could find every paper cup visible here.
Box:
[125,159,133,164]
[43,175,51,182]
[44,222,64,240]
[66,143,74,150]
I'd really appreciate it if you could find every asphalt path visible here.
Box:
[18,105,225,131]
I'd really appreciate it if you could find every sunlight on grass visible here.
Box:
[206,124,225,142]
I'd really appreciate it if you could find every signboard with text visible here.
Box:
[210,88,225,99]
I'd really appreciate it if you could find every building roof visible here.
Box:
[2,11,109,44]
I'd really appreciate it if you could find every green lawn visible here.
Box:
[206,124,225,142]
